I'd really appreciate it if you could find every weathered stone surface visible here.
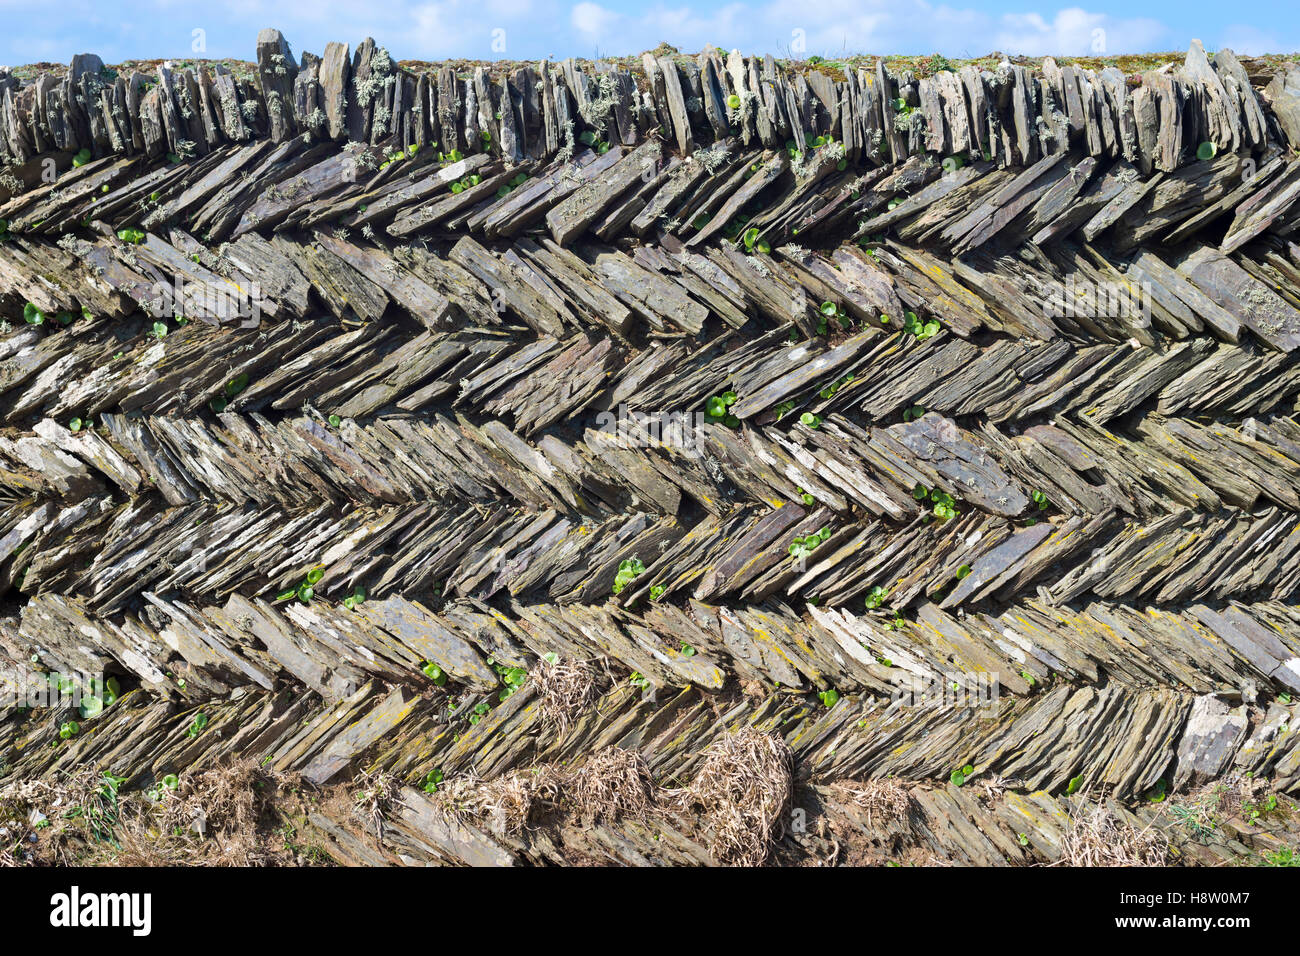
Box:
[1173,695,1249,789]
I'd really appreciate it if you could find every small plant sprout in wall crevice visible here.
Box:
[706,390,740,428]
[276,565,329,605]
[789,526,832,562]
[913,483,959,522]
[613,557,645,595]
[902,311,940,341]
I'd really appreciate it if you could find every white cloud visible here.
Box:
[572,2,618,38]
[1217,24,1296,56]
[994,7,1167,56]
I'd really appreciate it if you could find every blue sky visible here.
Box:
[0,0,1295,66]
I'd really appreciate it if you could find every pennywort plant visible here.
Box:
[613,558,645,595]
[496,171,530,199]
[342,584,367,611]
[706,391,740,428]
[422,662,448,685]
[913,483,959,521]
[211,372,250,412]
[450,173,483,194]
[493,660,528,702]
[422,768,444,793]
[819,373,854,400]
[1024,489,1052,526]
[379,143,420,171]
[740,225,771,255]
[276,565,328,605]
[789,526,832,561]
[902,311,940,340]
[818,300,851,334]
[148,773,180,801]
[577,130,610,153]
[78,676,120,719]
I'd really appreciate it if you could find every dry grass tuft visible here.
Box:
[432,747,651,834]
[436,767,564,834]
[351,769,402,840]
[534,656,604,734]
[566,747,655,826]
[130,759,305,866]
[1054,801,1168,867]
[676,727,794,866]
[833,779,913,829]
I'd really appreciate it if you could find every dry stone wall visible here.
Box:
[3,30,1300,865]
